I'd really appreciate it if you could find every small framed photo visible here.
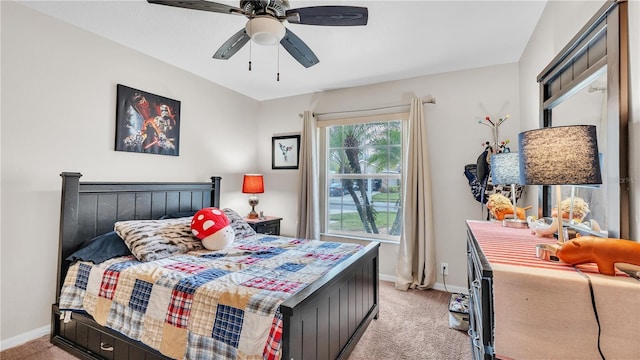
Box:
[272,135,301,169]
[115,84,180,156]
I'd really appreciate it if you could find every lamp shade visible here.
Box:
[518,125,602,186]
[246,16,286,46]
[242,174,264,194]
[491,152,521,185]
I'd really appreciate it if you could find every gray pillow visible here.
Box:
[114,217,203,262]
[222,208,257,240]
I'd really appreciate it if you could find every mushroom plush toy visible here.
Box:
[191,208,235,250]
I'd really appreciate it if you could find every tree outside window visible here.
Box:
[325,120,403,241]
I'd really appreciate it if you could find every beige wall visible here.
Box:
[1,2,260,344]
[257,63,523,287]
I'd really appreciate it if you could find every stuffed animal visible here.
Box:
[556,236,640,276]
[552,196,590,221]
[528,217,603,238]
[191,207,235,250]
[527,216,558,238]
[486,193,530,220]
[529,197,595,238]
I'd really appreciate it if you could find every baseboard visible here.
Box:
[432,282,468,295]
[379,273,395,282]
[379,273,468,294]
[0,324,50,352]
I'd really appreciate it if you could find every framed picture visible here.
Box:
[272,135,301,169]
[115,84,181,156]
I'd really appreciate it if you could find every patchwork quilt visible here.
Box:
[59,235,363,360]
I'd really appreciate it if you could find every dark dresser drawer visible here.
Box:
[466,224,495,360]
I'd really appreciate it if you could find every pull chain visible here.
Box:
[248,24,252,71]
[276,44,280,81]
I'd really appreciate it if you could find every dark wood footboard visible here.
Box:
[281,241,379,360]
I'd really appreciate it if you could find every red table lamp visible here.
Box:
[242,174,264,219]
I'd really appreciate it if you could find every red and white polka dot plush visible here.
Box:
[191,207,235,250]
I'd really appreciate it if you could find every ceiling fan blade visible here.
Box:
[147,0,243,16]
[280,28,319,68]
[213,28,250,60]
[286,6,368,26]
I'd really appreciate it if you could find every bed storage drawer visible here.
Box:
[52,305,169,360]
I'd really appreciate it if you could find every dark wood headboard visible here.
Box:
[56,172,222,300]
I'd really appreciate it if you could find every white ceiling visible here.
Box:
[19,0,547,101]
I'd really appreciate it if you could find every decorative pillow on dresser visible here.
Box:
[114,217,203,262]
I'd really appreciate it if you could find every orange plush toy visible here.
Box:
[556,236,640,275]
[486,193,531,220]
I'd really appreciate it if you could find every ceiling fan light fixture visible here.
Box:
[246,16,285,46]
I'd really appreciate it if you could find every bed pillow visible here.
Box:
[222,208,257,240]
[114,217,204,262]
[66,231,132,264]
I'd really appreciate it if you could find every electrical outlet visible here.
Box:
[440,262,449,276]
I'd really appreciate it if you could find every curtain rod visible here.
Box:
[298,97,436,118]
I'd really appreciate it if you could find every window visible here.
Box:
[320,113,406,242]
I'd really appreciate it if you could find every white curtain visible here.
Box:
[395,98,436,290]
[296,111,320,239]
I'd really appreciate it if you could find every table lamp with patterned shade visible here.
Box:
[518,125,602,243]
[242,174,264,219]
[491,152,526,228]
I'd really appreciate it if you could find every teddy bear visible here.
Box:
[190,207,235,250]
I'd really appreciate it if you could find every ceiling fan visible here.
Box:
[147,0,368,68]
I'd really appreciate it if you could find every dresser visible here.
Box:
[466,220,640,360]
[467,222,494,359]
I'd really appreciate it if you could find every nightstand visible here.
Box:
[244,216,282,235]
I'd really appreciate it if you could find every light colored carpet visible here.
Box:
[1,281,470,359]
[0,335,78,360]
[348,280,471,360]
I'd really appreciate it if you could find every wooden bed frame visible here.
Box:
[51,172,380,360]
